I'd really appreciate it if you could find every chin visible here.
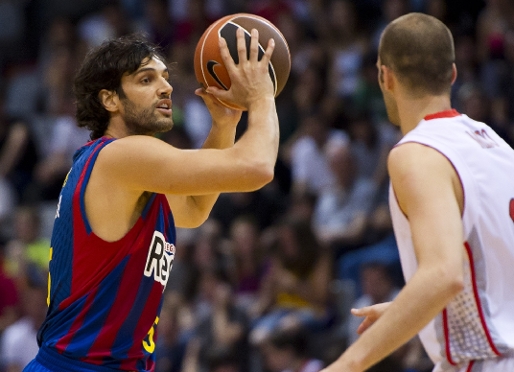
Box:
[156,118,174,133]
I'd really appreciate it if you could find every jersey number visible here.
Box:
[143,316,159,353]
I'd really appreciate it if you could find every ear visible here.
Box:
[380,65,396,93]
[98,89,119,113]
[450,63,457,86]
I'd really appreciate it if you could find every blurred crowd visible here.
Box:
[1,0,513,371]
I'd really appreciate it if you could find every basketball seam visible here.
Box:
[222,20,278,97]
[200,21,218,90]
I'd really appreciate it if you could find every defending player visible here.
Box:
[322,12,514,372]
[23,28,278,371]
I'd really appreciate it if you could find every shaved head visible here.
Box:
[378,13,455,96]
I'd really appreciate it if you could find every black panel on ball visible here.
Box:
[220,22,277,93]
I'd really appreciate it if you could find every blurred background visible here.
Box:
[0,0,513,371]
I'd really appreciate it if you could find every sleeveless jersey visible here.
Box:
[389,110,514,370]
[36,137,177,372]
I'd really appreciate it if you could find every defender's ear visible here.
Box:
[98,89,119,112]
[380,65,396,93]
[451,63,457,86]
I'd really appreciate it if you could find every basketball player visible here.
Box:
[322,13,514,372]
[23,29,278,371]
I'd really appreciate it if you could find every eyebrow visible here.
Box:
[132,67,169,76]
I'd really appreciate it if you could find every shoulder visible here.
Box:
[94,135,175,169]
[388,142,460,214]
[387,141,453,179]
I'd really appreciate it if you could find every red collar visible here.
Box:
[424,109,460,121]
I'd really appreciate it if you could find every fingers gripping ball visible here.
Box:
[194,13,291,109]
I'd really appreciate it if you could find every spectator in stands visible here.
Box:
[0,239,18,336]
[4,206,49,280]
[193,265,250,372]
[311,141,377,256]
[250,217,332,345]
[0,264,47,372]
[0,113,39,205]
[261,326,324,372]
[324,0,367,101]
[226,215,268,314]
[286,112,348,198]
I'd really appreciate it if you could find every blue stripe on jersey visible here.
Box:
[36,346,123,372]
[79,139,115,235]
[46,139,115,315]
[62,257,129,356]
[142,193,157,219]
[42,296,88,346]
[112,272,156,364]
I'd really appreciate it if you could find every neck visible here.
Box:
[104,116,128,138]
[396,94,452,135]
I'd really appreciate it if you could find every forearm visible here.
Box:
[186,122,238,209]
[201,121,237,151]
[337,267,461,371]
[235,97,279,172]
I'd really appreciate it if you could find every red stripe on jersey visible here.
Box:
[86,219,151,363]
[442,308,457,366]
[424,109,460,121]
[119,202,170,370]
[55,286,99,351]
[466,360,475,372]
[119,283,163,370]
[464,242,501,356]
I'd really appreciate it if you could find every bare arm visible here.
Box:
[323,143,465,372]
[89,28,279,231]
[165,89,241,227]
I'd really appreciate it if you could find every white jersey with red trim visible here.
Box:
[389,110,514,370]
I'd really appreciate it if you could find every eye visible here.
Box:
[141,76,152,84]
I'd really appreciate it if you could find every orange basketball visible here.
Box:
[194,13,291,110]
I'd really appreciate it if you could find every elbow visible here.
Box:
[447,276,465,297]
[437,268,465,299]
[242,158,275,190]
[254,163,275,188]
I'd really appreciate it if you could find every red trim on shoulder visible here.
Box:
[424,109,460,121]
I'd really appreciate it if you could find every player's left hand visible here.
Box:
[196,87,242,127]
[351,302,391,335]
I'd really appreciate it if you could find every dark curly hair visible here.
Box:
[73,34,167,140]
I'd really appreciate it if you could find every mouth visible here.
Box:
[156,99,172,116]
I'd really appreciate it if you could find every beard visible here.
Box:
[120,97,174,136]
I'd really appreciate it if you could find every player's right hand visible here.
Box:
[352,302,391,335]
[206,28,275,109]
[195,87,242,127]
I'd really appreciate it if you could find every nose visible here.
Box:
[158,77,173,97]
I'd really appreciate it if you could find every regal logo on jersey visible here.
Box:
[144,231,175,288]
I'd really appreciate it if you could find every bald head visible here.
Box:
[378,12,455,96]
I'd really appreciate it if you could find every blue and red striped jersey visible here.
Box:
[37,137,176,372]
